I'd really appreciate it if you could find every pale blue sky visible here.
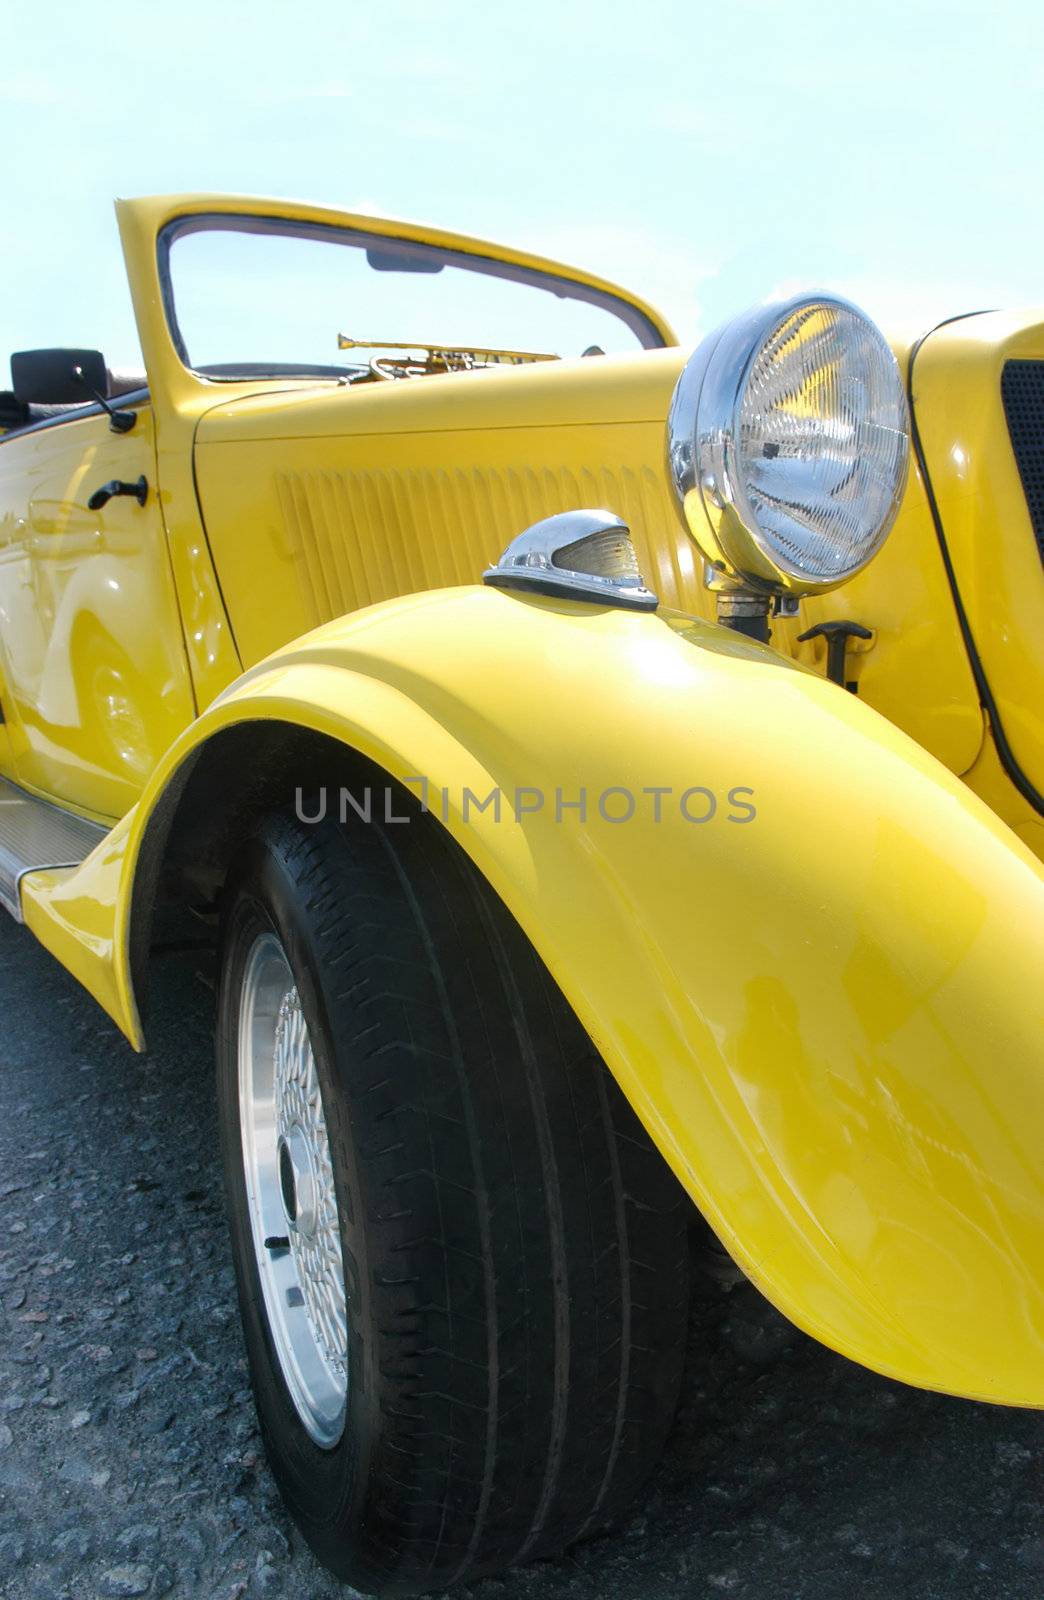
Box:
[4,0,1043,371]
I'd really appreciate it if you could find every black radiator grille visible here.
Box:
[1001,359,1044,565]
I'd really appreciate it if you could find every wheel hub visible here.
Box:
[277,1125,318,1236]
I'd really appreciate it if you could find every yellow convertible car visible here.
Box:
[1,193,1042,1595]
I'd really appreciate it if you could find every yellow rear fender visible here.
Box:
[23,585,1044,1405]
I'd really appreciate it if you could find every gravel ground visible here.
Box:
[0,913,1042,1600]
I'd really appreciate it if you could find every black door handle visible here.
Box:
[87,475,148,511]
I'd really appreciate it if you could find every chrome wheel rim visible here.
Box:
[238,931,348,1446]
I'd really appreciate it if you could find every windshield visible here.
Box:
[161,214,665,382]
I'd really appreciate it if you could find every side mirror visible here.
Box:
[10,348,109,405]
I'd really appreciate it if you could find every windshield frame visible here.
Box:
[157,211,668,382]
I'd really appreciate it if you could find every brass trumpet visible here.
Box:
[337,332,558,376]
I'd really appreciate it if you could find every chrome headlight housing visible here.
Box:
[667,294,910,595]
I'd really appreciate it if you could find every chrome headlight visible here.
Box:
[667,294,910,595]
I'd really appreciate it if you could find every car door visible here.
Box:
[0,402,196,819]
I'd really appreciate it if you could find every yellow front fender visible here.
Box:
[22,585,1044,1405]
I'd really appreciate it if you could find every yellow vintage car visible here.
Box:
[0,193,1042,1595]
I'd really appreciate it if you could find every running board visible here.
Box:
[0,777,109,922]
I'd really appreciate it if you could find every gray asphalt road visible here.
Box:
[0,914,1042,1600]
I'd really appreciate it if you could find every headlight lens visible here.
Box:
[667,295,910,594]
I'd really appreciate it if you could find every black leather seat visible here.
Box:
[0,391,27,431]
[0,392,91,432]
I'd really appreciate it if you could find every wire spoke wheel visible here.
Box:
[216,809,689,1592]
[237,930,348,1447]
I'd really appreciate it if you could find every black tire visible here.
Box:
[216,799,690,1596]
